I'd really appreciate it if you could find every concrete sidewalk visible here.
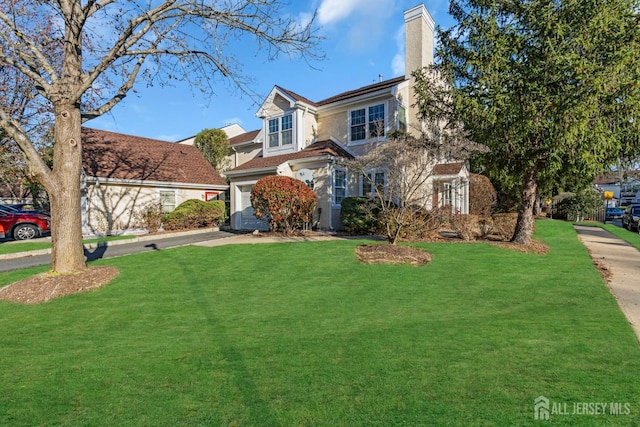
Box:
[575,225,640,342]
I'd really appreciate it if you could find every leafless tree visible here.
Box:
[0,0,321,273]
[346,68,487,245]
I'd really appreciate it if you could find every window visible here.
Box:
[369,104,385,137]
[268,114,293,147]
[362,171,386,197]
[443,183,452,206]
[398,105,407,132]
[281,114,293,145]
[350,109,366,141]
[159,190,176,213]
[333,168,347,204]
[350,103,385,142]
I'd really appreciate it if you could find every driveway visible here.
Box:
[575,225,640,342]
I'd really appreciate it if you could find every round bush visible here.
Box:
[163,199,226,230]
[250,176,317,234]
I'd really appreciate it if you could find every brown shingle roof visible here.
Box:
[228,129,260,146]
[317,76,406,106]
[229,140,353,172]
[276,86,317,107]
[272,76,407,110]
[82,128,227,186]
[433,162,464,176]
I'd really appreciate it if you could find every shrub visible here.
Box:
[250,176,317,234]
[340,197,381,235]
[450,214,480,241]
[555,189,602,222]
[395,207,444,240]
[491,213,519,241]
[469,174,497,215]
[163,199,226,231]
[135,202,164,232]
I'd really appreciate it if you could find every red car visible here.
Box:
[0,206,50,240]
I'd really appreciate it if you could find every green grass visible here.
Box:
[0,234,136,255]
[578,221,640,251]
[0,221,639,426]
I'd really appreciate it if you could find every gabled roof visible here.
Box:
[433,162,464,176]
[317,76,406,106]
[228,129,260,146]
[263,76,407,114]
[82,127,227,186]
[228,139,353,173]
[276,86,317,107]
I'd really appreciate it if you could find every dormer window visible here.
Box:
[350,103,386,143]
[268,114,293,147]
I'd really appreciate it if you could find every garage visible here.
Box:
[238,185,268,230]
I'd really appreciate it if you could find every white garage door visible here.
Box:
[239,185,268,230]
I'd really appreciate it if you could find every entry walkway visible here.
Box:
[574,225,640,342]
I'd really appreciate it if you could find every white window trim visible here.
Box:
[333,167,348,206]
[360,169,387,198]
[348,102,388,145]
[267,113,294,150]
[159,189,176,213]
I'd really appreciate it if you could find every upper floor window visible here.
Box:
[350,103,385,142]
[268,114,293,147]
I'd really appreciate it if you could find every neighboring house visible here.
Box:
[225,3,469,231]
[178,123,263,172]
[81,127,228,235]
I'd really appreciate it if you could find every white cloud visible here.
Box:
[317,0,368,25]
[391,24,405,76]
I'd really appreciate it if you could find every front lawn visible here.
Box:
[0,220,638,425]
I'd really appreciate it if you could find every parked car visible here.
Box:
[622,204,640,232]
[0,207,50,240]
[605,206,624,221]
[0,203,49,215]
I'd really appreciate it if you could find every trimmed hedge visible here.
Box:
[163,199,226,231]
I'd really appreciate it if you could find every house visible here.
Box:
[81,127,228,235]
[225,3,469,231]
[178,123,263,172]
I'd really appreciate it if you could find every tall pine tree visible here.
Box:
[432,0,640,244]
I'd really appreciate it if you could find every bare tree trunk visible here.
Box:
[49,103,86,273]
[511,166,538,245]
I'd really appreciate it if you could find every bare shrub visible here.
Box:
[469,174,497,215]
[491,213,519,241]
[477,215,494,238]
[136,202,164,232]
[450,214,479,241]
[396,208,443,240]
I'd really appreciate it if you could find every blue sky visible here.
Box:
[87,1,454,142]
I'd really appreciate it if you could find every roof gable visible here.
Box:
[229,139,353,173]
[82,128,227,186]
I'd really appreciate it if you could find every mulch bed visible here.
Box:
[355,244,432,266]
[0,266,119,304]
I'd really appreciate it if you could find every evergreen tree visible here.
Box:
[432,0,640,244]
